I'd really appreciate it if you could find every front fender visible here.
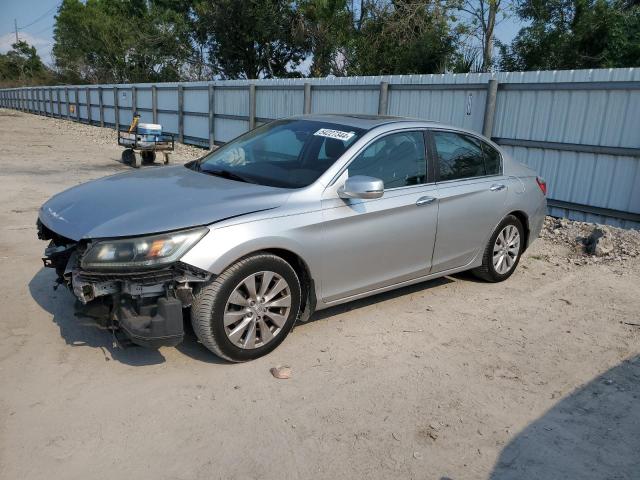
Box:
[180,211,324,282]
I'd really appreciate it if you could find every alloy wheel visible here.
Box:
[223,271,292,349]
[492,225,521,275]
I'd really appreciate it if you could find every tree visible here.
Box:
[0,40,54,87]
[499,0,640,70]
[52,0,196,83]
[294,0,353,76]
[195,0,306,79]
[456,0,512,71]
[349,0,459,75]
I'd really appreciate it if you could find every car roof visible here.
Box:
[290,113,441,131]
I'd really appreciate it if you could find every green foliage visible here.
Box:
[0,41,54,87]
[44,0,640,82]
[349,1,459,75]
[295,0,353,76]
[499,0,640,70]
[195,0,306,79]
[53,0,195,83]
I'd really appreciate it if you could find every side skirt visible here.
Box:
[316,255,482,311]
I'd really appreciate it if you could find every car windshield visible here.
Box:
[191,119,365,188]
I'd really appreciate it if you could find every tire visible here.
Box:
[472,214,524,283]
[132,151,142,168]
[191,253,302,362]
[141,151,156,164]
[121,148,134,165]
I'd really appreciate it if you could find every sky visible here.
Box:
[0,0,60,65]
[0,0,524,72]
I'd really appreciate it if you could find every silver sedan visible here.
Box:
[38,115,547,361]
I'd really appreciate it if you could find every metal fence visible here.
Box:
[1,68,639,228]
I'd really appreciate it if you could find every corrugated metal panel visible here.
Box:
[214,87,248,116]
[184,89,208,113]
[256,87,303,120]
[389,88,485,130]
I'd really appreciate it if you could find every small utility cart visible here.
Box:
[118,116,175,168]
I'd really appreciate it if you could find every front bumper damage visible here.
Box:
[38,220,211,348]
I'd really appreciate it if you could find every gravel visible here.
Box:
[540,216,640,264]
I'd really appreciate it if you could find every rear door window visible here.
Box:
[433,131,485,181]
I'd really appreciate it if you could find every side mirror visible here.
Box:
[338,175,384,199]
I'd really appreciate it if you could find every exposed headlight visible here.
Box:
[81,227,208,270]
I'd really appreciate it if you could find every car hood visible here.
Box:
[39,165,291,241]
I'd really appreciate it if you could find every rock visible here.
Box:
[586,227,614,256]
[270,366,292,379]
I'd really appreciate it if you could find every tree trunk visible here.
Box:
[483,0,498,72]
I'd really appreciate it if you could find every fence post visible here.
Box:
[65,87,70,119]
[98,87,104,126]
[482,79,499,138]
[86,87,92,125]
[208,84,215,149]
[39,88,43,114]
[75,87,80,121]
[303,82,311,114]
[49,88,53,116]
[151,85,158,124]
[114,86,120,131]
[248,83,256,130]
[56,89,61,117]
[131,85,137,118]
[378,81,389,116]
[178,85,184,143]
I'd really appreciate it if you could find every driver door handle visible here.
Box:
[416,196,436,206]
[490,184,506,191]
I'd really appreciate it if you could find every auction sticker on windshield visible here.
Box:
[314,128,356,141]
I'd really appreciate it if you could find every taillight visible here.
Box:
[536,177,547,196]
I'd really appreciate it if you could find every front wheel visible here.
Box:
[472,215,524,282]
[191,253,301,362]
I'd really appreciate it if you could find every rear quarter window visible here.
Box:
[481,142,502,176]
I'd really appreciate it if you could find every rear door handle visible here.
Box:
[490,184,506,191]
[416,196,436,206]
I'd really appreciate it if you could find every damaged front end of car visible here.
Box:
[38,220,211,348]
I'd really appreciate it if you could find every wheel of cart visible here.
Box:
[141,151,156,164]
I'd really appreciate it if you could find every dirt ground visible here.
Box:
[0,108,639,480]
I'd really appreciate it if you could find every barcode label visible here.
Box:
[313,128,356,141]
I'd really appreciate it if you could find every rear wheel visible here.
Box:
[191,253,301,362]
[473,215,524,282]
[141,151,156,164]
